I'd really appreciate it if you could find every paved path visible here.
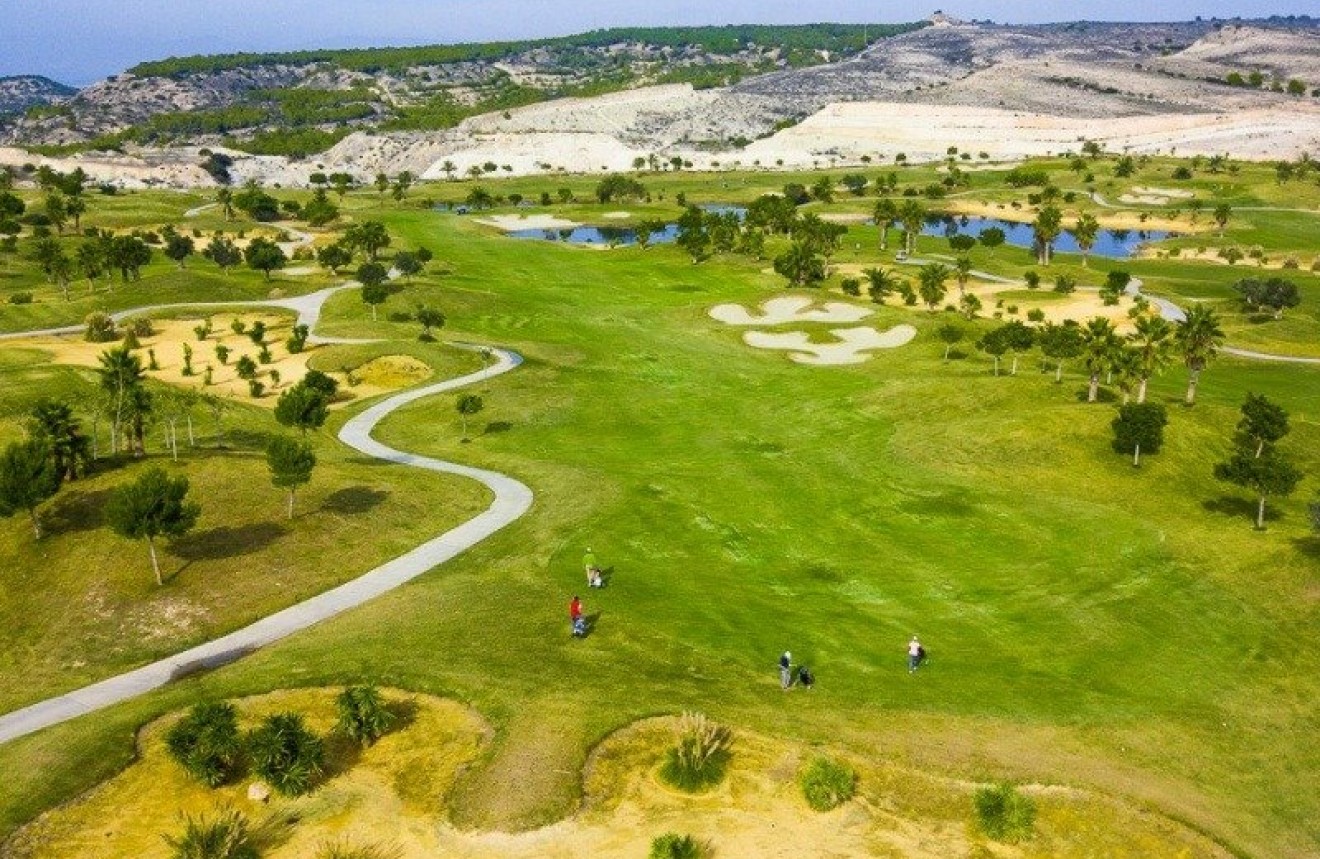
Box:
[0,296,533,744]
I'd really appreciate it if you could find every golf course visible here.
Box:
[0,152,1317,858]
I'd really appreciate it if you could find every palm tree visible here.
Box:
[1032,205,1063,266]
[97,346,148,456]
[862,267,898,304]
[1128,315,1173,403]
[873,198,897,250]
[1080,317,1120,402]
[898,200,926,254]
[917,263,950,311]
[1111,345,1143,405]
[1213,203,1231,237]
[1071,214,1100,267]
[1174,305,1225,406]
[216,188,233,221]
[953,256,973,297]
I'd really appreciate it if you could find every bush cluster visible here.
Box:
[973,782,1036,842]
[649,832,702,859]
[798,756,857,811]
[658,712,732,793]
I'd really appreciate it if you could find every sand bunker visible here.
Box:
[476,214,582,231]
[1132,186,1196,198]
[710,296,873,326]
[602,211,632,219]
[744,326,918,365]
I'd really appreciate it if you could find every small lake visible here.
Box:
[497,209,1170,259]
[506,205,745,247]
[919,215,1173,259]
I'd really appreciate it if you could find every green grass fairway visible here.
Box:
[0,158,1318,858]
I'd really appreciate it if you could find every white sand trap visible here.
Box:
[602,211,632,219]
[1132,186,1196,198]
[744,325,917,365]
[1118,194,1173,205]
[475,214,581,231]
[710,295,873,326]
[281,266,317,276]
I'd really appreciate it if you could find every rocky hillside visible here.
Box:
[0,24,919,154]
[0,76,76,116]
[1,17,1317,187]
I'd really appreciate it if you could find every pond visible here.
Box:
[506,205,746,247]
[918,215,1173,259]
[498,209,1170,259]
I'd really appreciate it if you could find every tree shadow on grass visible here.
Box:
[320,486,389,515]
[483,420,512,435]
[43,487,113,535]
[1291,535,1320,559]
[1202,495,1279,524]
[1074,387,1119,404]
[171,521,288,563]
[323,729,364,780]
[223,428,281,452]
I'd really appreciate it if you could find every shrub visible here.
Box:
[166,701,243,787]
[247,320,266,345]
[194,320,212,341]
[973,783,1036,842]
[84,311,118,342]
[840,277,861,296]
[121,329,141,350]
[799,756,857,811]
[316,840,396,859]
[230,319,246,335]
[658,712,732,793]
[8,292,32,304]
[129,316,155,337]
[649,833,701,859]
[335,685,395,747]
[248,379,265,398]
[247,712,324,796]
[235,355,258,380]
[1026,308,1046,323]
[215,344,231,364]
[163,807,257,859]
[286,324,309,354]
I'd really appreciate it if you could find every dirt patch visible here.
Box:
[601,211,632,220]
[350,355,432,389]
[941,199,1187,233]
[6,315,432,410]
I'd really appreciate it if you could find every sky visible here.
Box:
[1,0,1315,85]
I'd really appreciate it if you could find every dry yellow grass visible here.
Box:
[11,699,1233,859]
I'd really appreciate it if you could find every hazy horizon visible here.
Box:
[2,0,1317,86]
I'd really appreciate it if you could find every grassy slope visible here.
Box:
[0,339,489,712]
[0,161,1317,857]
